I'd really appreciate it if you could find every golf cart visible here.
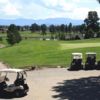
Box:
[84,52,96,70]
[97,60,100,70]
[0,68,29,97]
[69,53,83,70]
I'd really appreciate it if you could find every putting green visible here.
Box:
[61,43,100,50]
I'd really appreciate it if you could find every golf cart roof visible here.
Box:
[0,68,25,73]
[72,53,82,59]
[72,53,82,55]
[86,52,96,55]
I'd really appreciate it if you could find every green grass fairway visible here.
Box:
[0,38,100,68]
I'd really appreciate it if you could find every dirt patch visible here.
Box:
[0,44,5,48]
[0,62,8,69]
[0,44,8,69]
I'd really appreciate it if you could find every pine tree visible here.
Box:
[7,24,22,45]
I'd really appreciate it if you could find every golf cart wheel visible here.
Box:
[23,84,29,95]
[15,90,23,97]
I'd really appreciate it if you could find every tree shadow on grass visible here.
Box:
[52,76,100,100]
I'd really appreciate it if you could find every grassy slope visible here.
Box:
[0,38,100,68]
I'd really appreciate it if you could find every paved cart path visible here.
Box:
[0,68,100,100]
[0,44,7,69]
[0,62,8,69]
[0,44,5,48]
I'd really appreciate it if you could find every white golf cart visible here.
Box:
[85,52,96,70]
[69,53,83,70]
[0,68,29,97]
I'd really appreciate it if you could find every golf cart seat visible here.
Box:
[0,76,7,90]
[69,53,83,70]
[14,76,25,86]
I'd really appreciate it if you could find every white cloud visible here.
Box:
[70,7,91,20]
[0,0,99,20]
[0,0,9,4]
[42,0,58,7]
[2,3,20,16]
[0,0,21,19]
[38,0,99,20]
[41,0,76,12]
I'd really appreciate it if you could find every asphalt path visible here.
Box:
[0,68,100,100]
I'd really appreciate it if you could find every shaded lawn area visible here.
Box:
[52,76,100,100]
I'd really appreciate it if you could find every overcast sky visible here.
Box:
[0,0,100,20]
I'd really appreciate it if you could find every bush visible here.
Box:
[7,24,22,45]
[75,35,81,40]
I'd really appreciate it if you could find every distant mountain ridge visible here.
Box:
[0,18,83,26]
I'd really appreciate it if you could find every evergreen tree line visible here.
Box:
[29,11,100,40]
[0,11,100,45]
